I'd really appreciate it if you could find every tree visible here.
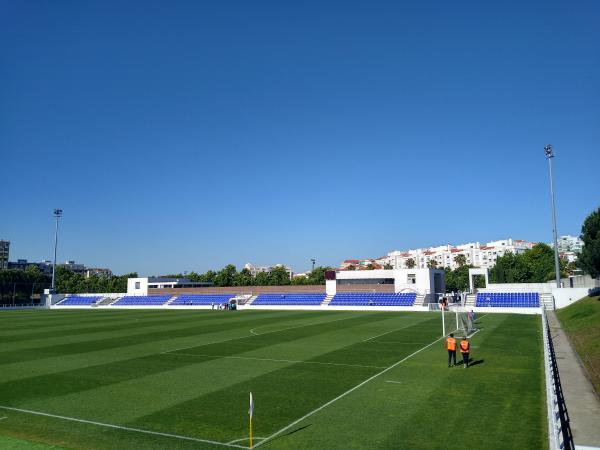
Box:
[346,265,356,271]
[366,264,375,270]
[427,260,438,269]
[405,258,416,269]
[233,268,253,286]
[489,243,567,284]
[522,243,561,282]
[578,207,600,278]
[383,262,393,270]
[305,266,331,285]
[291,276,307,285]
[0,268,50,304]
[453,254,467,267]
[213,265,237,287]
[254,271,271,286]
[268,266,291,286]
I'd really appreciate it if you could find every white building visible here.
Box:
[328,268,445,303]
[552,235,584,253]
[243,263,293,279]
[367,238,535,271]
[127,277,212,295]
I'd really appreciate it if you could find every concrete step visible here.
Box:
[464,294,476,307]
[245,295,258,305]
[321,294,334,306]
[96,296,118,306]
[414,294,426,306]
[165,295,178,305]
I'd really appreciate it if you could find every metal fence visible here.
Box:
[541,307,574,450]
[0,282,50,306]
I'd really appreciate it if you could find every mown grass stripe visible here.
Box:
[0,311,349,364]
[0,405,249,449]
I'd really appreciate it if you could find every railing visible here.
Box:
[541,307,574,450]
[0,303,45,309]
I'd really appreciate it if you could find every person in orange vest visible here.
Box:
[445,333,457,367]
[460,336,470,368]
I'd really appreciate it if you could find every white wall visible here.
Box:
[551,288,590,309]
[127,278,148,295]
[335,269,441,295]
[325,279,336,295]
[482,283,554,293]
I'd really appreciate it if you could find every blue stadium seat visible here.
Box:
[58,295,101,306]
[171,294,234,305]
[253,293,326,306]
[329,292,416,307]
[113,295,171,306]
[475,292,539,308]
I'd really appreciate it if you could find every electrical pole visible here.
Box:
[544,145,561,288]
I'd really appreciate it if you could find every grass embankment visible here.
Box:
[557,294,600,395]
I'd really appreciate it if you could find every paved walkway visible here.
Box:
[548,311,600,448]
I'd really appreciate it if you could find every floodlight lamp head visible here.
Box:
[53,209,63,217]
[544,144,554,159]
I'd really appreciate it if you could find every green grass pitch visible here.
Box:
[0,309,547,449]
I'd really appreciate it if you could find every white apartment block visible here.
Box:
[369,238,535,271]
[552,235,584,253]
[243,263,294,279]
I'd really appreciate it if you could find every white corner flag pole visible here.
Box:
[249,392,254,449]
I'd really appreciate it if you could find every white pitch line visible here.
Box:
[253,314,491,449]
[161,314,361,355]
[165,353,386,369]
[226,436,266,444]
[0,405,248,449]
[362,322,415,342]
[252,333,446,448]
[385,381,403,384]
[0,416,7,420]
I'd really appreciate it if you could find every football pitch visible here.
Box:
[0,310,546,449]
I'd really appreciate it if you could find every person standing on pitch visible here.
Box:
[445,333,457,367]
[460,336,470,368]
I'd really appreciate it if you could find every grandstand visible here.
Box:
[56,295,101,306]
[112,295,171,306]
[253,293,326,306]
[476,292,540,308]
[170,294,234,305]
[329,292,416,306]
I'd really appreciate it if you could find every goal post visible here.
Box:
[448,304,475,337]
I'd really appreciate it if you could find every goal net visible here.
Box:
[449,305,475,336]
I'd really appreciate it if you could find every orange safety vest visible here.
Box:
[446,337,456,351]
[460,340,470,353]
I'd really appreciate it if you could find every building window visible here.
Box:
[135,282,140,289]
[407,274,416,284]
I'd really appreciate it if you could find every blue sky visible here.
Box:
[1,0,599,276]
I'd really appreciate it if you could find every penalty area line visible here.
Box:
[0,405,248,449]
[252,333,447,448]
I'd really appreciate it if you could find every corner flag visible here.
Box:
[249,392,254,448]
[249,392,254,418]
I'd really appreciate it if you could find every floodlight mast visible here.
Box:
[311,259,316,271]
[544,145,561,288]
[51,208,63,293]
